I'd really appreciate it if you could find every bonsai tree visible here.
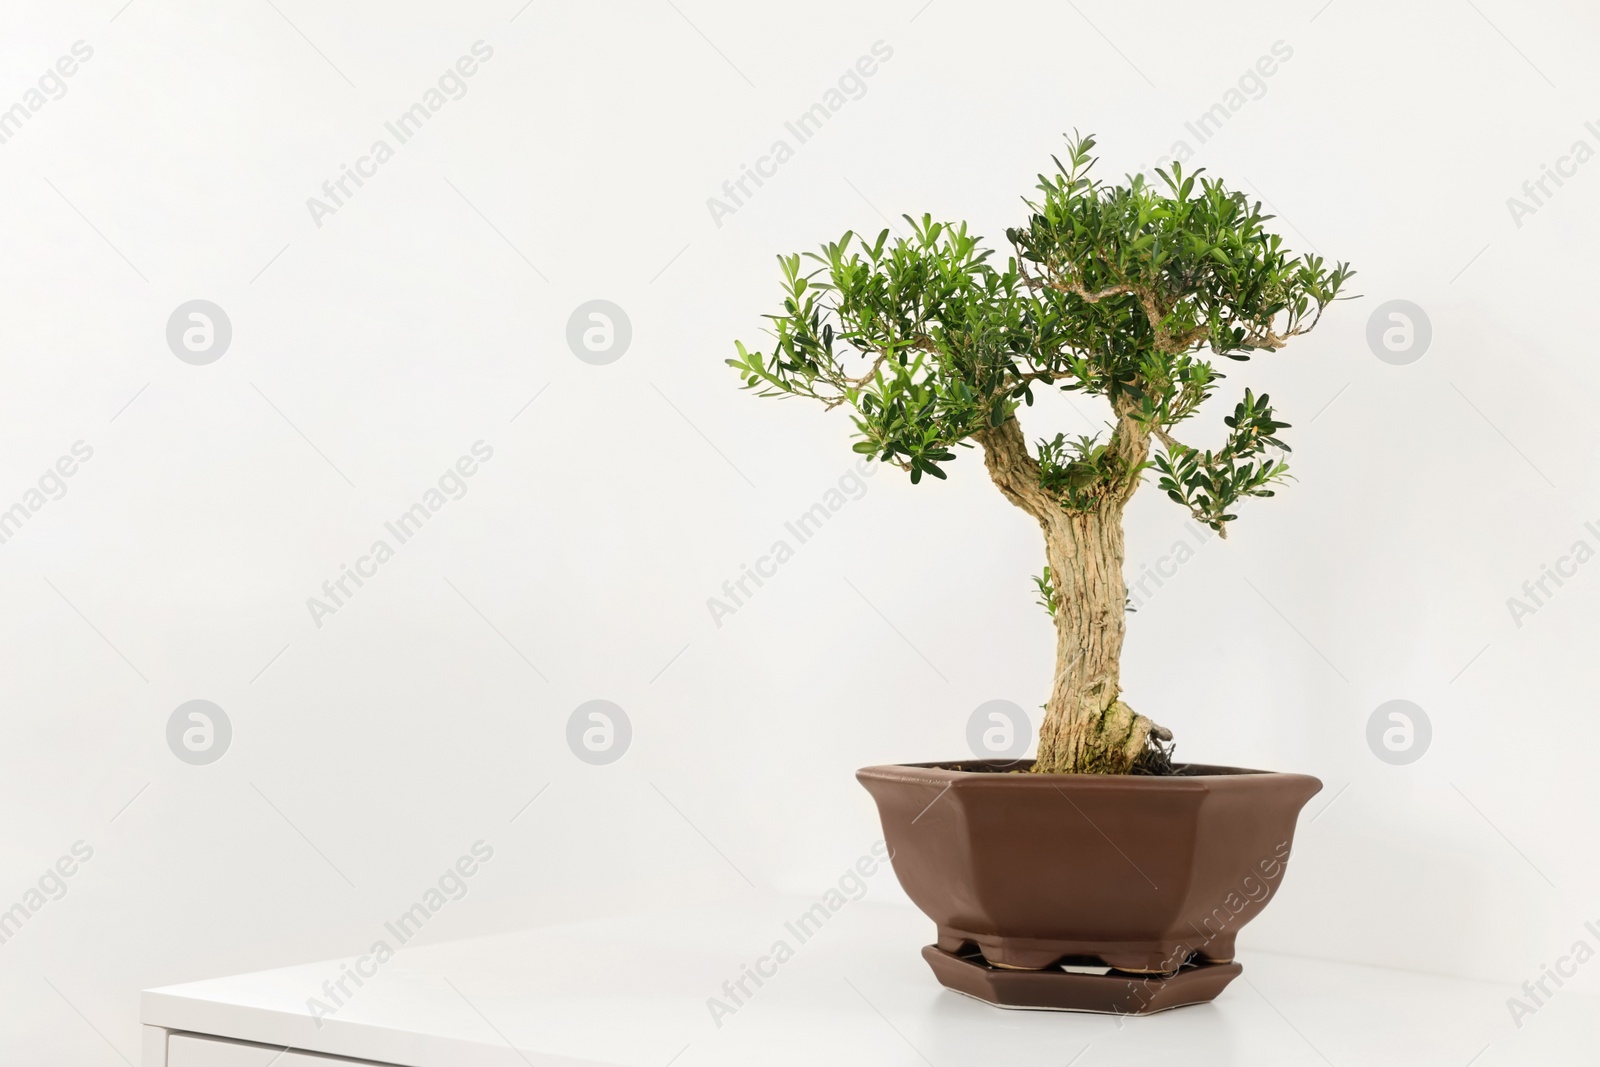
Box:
[729,134,1351,774]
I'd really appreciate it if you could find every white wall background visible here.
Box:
[1,0,1597,1061]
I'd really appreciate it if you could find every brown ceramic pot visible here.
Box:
[857,760,1321,1011]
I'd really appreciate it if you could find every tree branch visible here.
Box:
[976,416,1056,524]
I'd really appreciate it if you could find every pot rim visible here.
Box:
[857,760,1322,794]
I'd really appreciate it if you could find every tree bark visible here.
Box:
[977,416,1168,774]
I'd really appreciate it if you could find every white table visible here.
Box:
[141,896,1598,1066]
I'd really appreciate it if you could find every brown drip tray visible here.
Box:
[922,945,1243,1014]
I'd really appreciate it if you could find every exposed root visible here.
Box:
[1130,727,1177,776]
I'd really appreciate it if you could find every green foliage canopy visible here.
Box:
[729,134,1352,532]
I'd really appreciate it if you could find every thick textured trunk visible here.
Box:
[977,416,1168,775]
[1035,508,1155,773]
